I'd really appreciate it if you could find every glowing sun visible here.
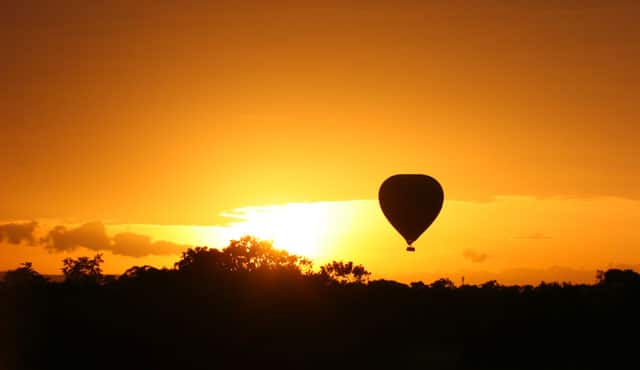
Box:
[220,202,339,259]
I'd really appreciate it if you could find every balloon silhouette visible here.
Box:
[378,174,444,252]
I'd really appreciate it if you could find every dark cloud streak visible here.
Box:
[0,221,188,257]
[463,249,489,263]
[111,232,188,257]
[42,222,111,252]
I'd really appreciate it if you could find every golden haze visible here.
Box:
[1,1,639,284]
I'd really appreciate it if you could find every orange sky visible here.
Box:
[1,1,639,284]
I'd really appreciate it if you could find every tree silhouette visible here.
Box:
[224,235,312,273]
[174,246,226,273]
[61,253,104,285]
[429,277,455,289]
[175,236,312,275]
[3,262,47,288]
[481,280,500,289]
[120,265,165,280]
[319,260,371,284]
[597,268,640,286]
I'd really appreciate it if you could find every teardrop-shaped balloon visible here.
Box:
[378,174,444,250]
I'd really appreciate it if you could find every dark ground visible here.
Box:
[2,239,638,370]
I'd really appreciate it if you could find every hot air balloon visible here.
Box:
[378,174,444,252]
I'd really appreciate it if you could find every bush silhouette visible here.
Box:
[3,262,47,289]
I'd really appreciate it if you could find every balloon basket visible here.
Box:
[406,246,415,252]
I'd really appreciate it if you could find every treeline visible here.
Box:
[1,236,639,370]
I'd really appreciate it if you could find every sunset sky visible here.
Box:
[2,1,639,284]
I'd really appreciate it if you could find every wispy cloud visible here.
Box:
[462,249,488,263]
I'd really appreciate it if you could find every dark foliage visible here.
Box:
[2,236,639,370]
[61,253,105,285]
[2,262,48,289]
[319,260,371,284]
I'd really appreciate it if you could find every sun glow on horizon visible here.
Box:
[218,202,354,260]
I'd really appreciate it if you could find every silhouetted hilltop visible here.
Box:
[2,236,639,370]
[0,272,64,282]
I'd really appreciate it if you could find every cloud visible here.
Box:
[462,249,488,263]
[0,221,38,245]
[515,232,552,240]
[111,232,188,257]
[37,222,188,257]
[42,222,111,252]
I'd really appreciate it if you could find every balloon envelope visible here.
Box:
[378,174,444,246]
